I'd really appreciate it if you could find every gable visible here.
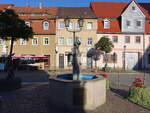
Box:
[121,1,145,17]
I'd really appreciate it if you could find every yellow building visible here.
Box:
[0,6,58,70]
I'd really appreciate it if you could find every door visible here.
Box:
[125,52,139,70]
[44,55,50,70]
[59,54,64,68]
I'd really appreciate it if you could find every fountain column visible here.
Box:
[64,18,83,80]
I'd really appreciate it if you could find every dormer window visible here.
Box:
[25,21,30,27]
[104,19,110,29]
[43,21,49,30]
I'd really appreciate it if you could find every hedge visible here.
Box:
[128,86,150,106]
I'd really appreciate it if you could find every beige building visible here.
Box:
[55,7,97,69]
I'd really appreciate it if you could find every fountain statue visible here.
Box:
[49,18,106,111]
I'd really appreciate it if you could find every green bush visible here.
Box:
[0,77,22,91]
[128,86,150,106]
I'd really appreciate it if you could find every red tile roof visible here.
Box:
[11,6,58,16]
[90,2,128,18]
[31,20,56,34]
[91,2,150,18]
[0,4,14,10]
[97,19,121,33]
[10,6,58,34]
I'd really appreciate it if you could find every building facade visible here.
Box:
[0,0,150,70]
[91,0,150,70]
[55,7,97,69]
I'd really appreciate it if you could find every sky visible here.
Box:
[0,0,150,7]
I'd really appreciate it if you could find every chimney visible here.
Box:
[39,2,43,9]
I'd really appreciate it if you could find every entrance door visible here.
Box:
[87,57,92,69]
[59,54,64,68]
[125,52,139,70]
[44,55,50,70]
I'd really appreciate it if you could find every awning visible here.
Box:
[12,55,48,59]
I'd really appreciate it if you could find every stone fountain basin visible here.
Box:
[49,74,106,111]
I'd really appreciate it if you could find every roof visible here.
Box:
[0,4,14,10]
[90,2,150,19]
[11,6,58,17]
[57,7,97,19]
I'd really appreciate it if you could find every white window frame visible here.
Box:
[32,37,38,45]
[75,22,80,29]
[58,21,65,29]
[87,37,93,46]
[69,22,73,30]
[43,37,49,45]
[87,22,93,30]
[43,21,49,30]
[58,37,64,45]
[104,19,110,29]
[25,21,31,27]
[20,39,27,45]
[67,37,73,46]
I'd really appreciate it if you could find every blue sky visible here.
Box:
[0,0,150,7]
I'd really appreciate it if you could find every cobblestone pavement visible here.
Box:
[0,83,149,113]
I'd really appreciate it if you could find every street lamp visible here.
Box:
[64,17,84,80]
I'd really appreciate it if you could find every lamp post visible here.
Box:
[124,45,126,71]
[64,18,84,80]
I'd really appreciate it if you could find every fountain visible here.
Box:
[49,18,106,111]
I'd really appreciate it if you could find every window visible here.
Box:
[25,21,30,27]
[103,53,117,63]
[87,22,93,29]
[58,37,64,45]
[126,20,131,27]
[132,6,136,11]
[20,39,27,45]
[148,54,150,64]
[67,54,72,66]
[136,21,142,27]
[125,36,130,43]
[87,37,93,46]
[43,37,49,45]
[58,21,64,29]
[112,36,118,43]
[135,36,141,43]
[32,38,38,45]
[75,22,80,29]
[104,19,110,29]
[69,22,73,29]
[43,21,49,30]
[0,39,4,45]
[67,37,73,46]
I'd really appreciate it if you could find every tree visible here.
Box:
[0,9,33,79]
[95,37,114,71]
[87,48,104,70]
